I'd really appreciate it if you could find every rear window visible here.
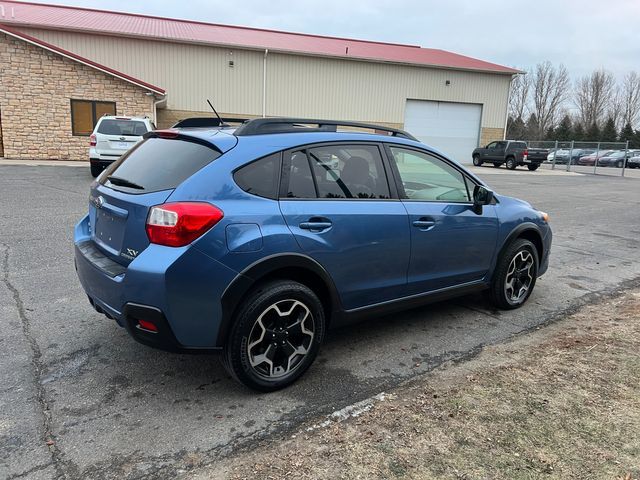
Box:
[97,119,148,136]
[100,137,221,193]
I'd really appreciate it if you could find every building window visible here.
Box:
[70,100,116,136]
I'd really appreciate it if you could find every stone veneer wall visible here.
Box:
[0,32,154,160]
[480,127,505,147]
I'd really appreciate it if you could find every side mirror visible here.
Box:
[473,185,494,206]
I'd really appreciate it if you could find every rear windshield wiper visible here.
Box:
[106,175,145,190]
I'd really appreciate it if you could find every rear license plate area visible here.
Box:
[94,210,126,253]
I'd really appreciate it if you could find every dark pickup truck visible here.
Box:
[472,140,547,171]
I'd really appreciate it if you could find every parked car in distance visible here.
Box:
[472,140,543,170]
[74,117,552,391]
[597,150,640,168]
[89,115,155,177]
[547,148,595,165]
[576,150,615,166]
[628,155,640,169]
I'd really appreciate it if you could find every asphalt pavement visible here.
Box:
[1,162,639,479]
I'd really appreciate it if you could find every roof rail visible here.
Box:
[233,117,418,141]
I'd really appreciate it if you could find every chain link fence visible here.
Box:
[523,140,639,176]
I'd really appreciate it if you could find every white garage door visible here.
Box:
[403,100,482,164]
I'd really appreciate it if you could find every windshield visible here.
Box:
[98,119,148,137]
[100,137,221,193]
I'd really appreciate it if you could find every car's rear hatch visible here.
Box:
[95,118,148,157]
[88,130,236,267]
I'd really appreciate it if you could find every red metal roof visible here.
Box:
[0,23,166,94]
[0,1,519,74]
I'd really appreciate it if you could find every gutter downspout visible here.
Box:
[152,95,167,127]
[262,49,268,118]
[503,74,518,140]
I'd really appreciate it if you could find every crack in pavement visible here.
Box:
[1,243,78,479]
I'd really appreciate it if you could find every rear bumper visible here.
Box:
[74,214,237,350]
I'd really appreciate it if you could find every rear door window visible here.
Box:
[100,138,221,193]
[98,119,148,136]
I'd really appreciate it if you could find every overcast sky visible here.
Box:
[36,0,640,79]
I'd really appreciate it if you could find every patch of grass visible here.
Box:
[203,293,640,480]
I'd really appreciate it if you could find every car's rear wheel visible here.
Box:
[473,155,482,166]
[222,280,325,391]
[489,238,538,310]
[527,164,539,171]
[505,157,517,170]
[616,160,624,168]
[90,164,103,178]
[493,162,501,168]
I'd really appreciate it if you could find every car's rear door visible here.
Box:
[278,142,410,310]
[95,119,149,157]
[385,145,498,295]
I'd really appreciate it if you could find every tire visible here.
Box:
[90,164,103,178]
[527,164,539,171]
[616,160,623,168]
[493,162,501,168]
[222,280,325,392]
[489,238,539,310]
[472,155,483,167]
[505,157,517,170]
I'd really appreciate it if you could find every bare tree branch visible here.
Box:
[620,71,640,128]
[531,61,570,137]
[508,72,530,121]
[574,69,615,127]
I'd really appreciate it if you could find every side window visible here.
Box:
[285,151,316,198]
[496,141,507,149]
[234,153,281,199]
[486,141,497,149]
[388,147,470,202]
[306,144,390,199]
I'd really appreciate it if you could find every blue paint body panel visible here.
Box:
[74,127,552,349]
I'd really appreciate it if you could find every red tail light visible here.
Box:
[523,149,529,157]
[89,134,97,147]
[146,202,224,247]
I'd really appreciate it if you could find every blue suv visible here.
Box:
[74,118,552,391]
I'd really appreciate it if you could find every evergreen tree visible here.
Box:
[586,122,600,142]
[600,117,618,143]
[506,116,527,140]
[619,122,635,143]
[525,113,540,139]
[632,129,640,149]
[545,126,555,141]
[554,114,572,141]
[572,122,585,141]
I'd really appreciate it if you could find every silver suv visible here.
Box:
[89,116,155,177]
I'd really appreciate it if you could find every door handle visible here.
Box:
[412,219,435,230]
[299,218,332,231]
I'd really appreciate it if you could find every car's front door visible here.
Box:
[480,141,497,161]
[385,145,499,295]
[488,141,507,162]
[278,143,410,310]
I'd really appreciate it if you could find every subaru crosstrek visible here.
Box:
[74,118,552,391]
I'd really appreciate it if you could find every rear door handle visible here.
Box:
[299,218,332,231]
[412,219,436,230]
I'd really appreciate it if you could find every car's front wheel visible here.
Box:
[222,280,325,391]
[489,238,539,310]
[473,155,483,166]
